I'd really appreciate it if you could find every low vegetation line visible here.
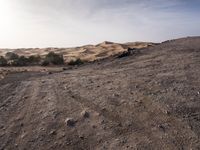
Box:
[0,52,85,67]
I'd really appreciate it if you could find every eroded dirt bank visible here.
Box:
[0,37,200,150]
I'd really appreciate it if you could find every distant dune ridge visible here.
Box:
[0,41,153,62]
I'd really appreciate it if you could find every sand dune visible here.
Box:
[0,41,153,62]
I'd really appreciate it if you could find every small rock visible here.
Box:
[62,67,67,71]
[79,135,84,140]
[40,127,45,131]
[65,118,76,127]
[117,123,122,127]
[0,75,4,79]
[113,93,120,97]
[0,125,4,129]
[101,120,105,124]
[158,124,165,132]
[48,72,53,75]
[165,110,170,115]
[101,108,106,112]
[23,96,28,99]
[49,130,56,135]
[81,110,90,118]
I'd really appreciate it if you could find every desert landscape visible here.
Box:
[0,37,200,149]
[0,41,152,62]
[0,41,152,80]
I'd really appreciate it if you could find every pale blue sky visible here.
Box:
[0,0,200,48]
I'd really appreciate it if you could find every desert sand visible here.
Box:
[0,41,153,62]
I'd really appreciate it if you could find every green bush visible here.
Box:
[5,52,19,60]
[68,58,84,66]
[11,56,29,66]
[43,52,64,65]
[28,55,41,65]
[2,52,64,66]
[0,56,7,66]
[41,60,50,66]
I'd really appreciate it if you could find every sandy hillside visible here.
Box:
[0,37,200,149]
[0,41,153,62]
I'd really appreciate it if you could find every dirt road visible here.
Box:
[0,37,200,149]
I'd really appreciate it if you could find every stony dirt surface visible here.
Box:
[0,67,67,80]
[0,37,200,150]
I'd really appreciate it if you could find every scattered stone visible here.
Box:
[113,93,120,97]
[0,125,4,129]
[101,120,105,124]
[165,110,170,115]
[122,139,127,144]
[23,96,28,99]
[40,127,45,131]
[81,110,90,118]
[62,67,67,71]
[117,123,122,127]
[92,125,97,128]
[21,133,27,139]
[101,108,107,112]
[0,75,4,80]
[49,130,56,135]
[158,124,165,132]
[65,118,76,127]
[79,135,84,140]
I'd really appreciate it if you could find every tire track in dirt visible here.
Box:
[0,80,33,150]
[59,63,200,149]
[0,74,61,150]
[16,78,61,150]
[66,88,200,149]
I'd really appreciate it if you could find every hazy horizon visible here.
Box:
[0,0,200,48]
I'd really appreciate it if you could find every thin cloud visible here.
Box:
[0,0,199,48]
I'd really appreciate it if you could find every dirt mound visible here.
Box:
[0,37,200,149]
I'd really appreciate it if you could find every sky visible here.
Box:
[0,0,200,48]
